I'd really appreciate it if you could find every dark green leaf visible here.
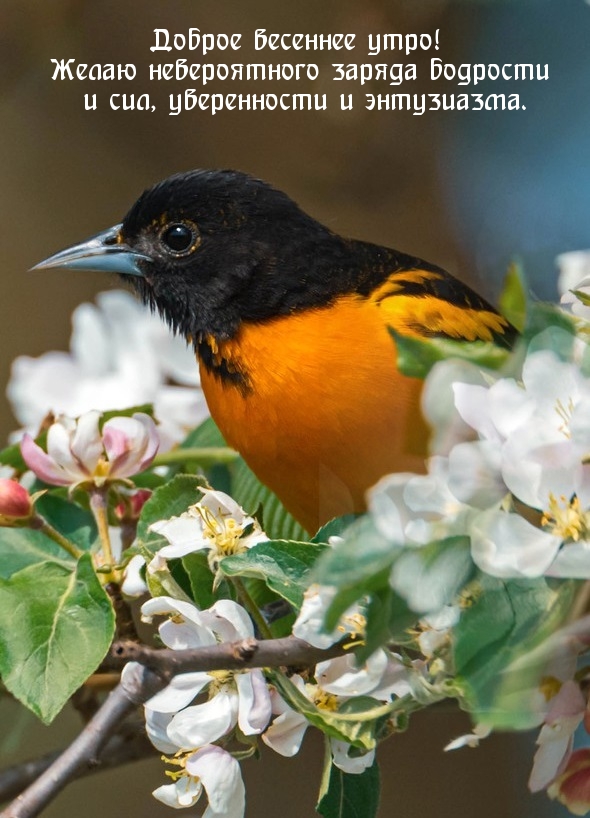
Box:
[0,440,25,470]
[0,527,73,579]
[312,516,358,545]
[221,540,326,607]
[317,759,380,818]
[34,493,97,551]
[453,573,575,729]
[0,553,115,723]
[179,417,227,449]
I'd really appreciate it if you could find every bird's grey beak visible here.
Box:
[31,224,151,277]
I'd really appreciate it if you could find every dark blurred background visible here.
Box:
[0,0,585,815]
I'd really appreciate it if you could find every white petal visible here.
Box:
[144,708,178,753]
[262,709,309,756]
[452,383,501,442]
[159,618,217,650]
[316,651,388,698]
[547,543,590,579]
[69,410,104,474]
[45,420,86,480]
[153,778,203,809]
[149,515,207,551]
[185,745,246,818]
[367,472,419,544]
[444,724,492,752]
[167,689,238,747]
[199,488,250,526]
[421,359,485,454]
[448,440,506,509]
[235,670,272,734]
[330,740,375,774]
[471,509,562,578]
[202,600,255,641]
[120,554,148,597]
[146,672,211,713]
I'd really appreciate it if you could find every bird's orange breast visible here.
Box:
[198,293,429,534]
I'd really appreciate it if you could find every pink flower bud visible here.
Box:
[0,479,33,520]
[548,748,590,814]
[115,488,152,521]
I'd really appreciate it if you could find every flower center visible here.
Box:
[196,506,247,557]
[307,684,339,712]
[541,493,590,541]
[207,669,235,696]
[338,611,367,641]
[161,750,197,783]
[93,456,112,479]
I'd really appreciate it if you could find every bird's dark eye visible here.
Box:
[160,222,199,257]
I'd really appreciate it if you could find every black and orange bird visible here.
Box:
[34,170,516,534]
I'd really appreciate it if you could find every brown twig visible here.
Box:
[0,664,165,818]
[0,723,154,805]
[1,635,350,818]
[105,634,350,675]
[104,582,140,642]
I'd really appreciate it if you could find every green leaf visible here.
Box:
[522,302,576,344]
[34,493,97,551]
[317,759,380,818]
[312,516,358,545]
[390,329,510,380]
[182,551,220,609]
[0,441,26,471]
[136,473,208,554]
[180,417,227,449]
[313,516,396,631]
[267,670,380,750]
[498,261,527,332]
[0,527,73,579]
[230,459,308,541]
[0,553,115,723]
[221,540,327,607]
[453,573,575,729]
[388,536,474,615]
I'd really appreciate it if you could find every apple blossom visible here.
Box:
[148,489,267,578]
[20,410,159,488]
[142,597,272,749]
[153,744,245,816]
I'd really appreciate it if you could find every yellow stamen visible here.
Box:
[541,493,590,541]
[539,675,562,702]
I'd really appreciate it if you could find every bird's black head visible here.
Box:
[32,168,401,344]
[118,169,347,342]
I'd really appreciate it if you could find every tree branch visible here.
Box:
[0,724,154,805]
[106,634,350,675]
[1,635,351,818]
[0,664,165,818]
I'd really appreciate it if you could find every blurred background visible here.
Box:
[0,0,586,815]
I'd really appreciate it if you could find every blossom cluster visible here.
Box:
[6,259,590,817]
[134,491,421,813]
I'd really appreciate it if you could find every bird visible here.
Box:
[33,169,516,534]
